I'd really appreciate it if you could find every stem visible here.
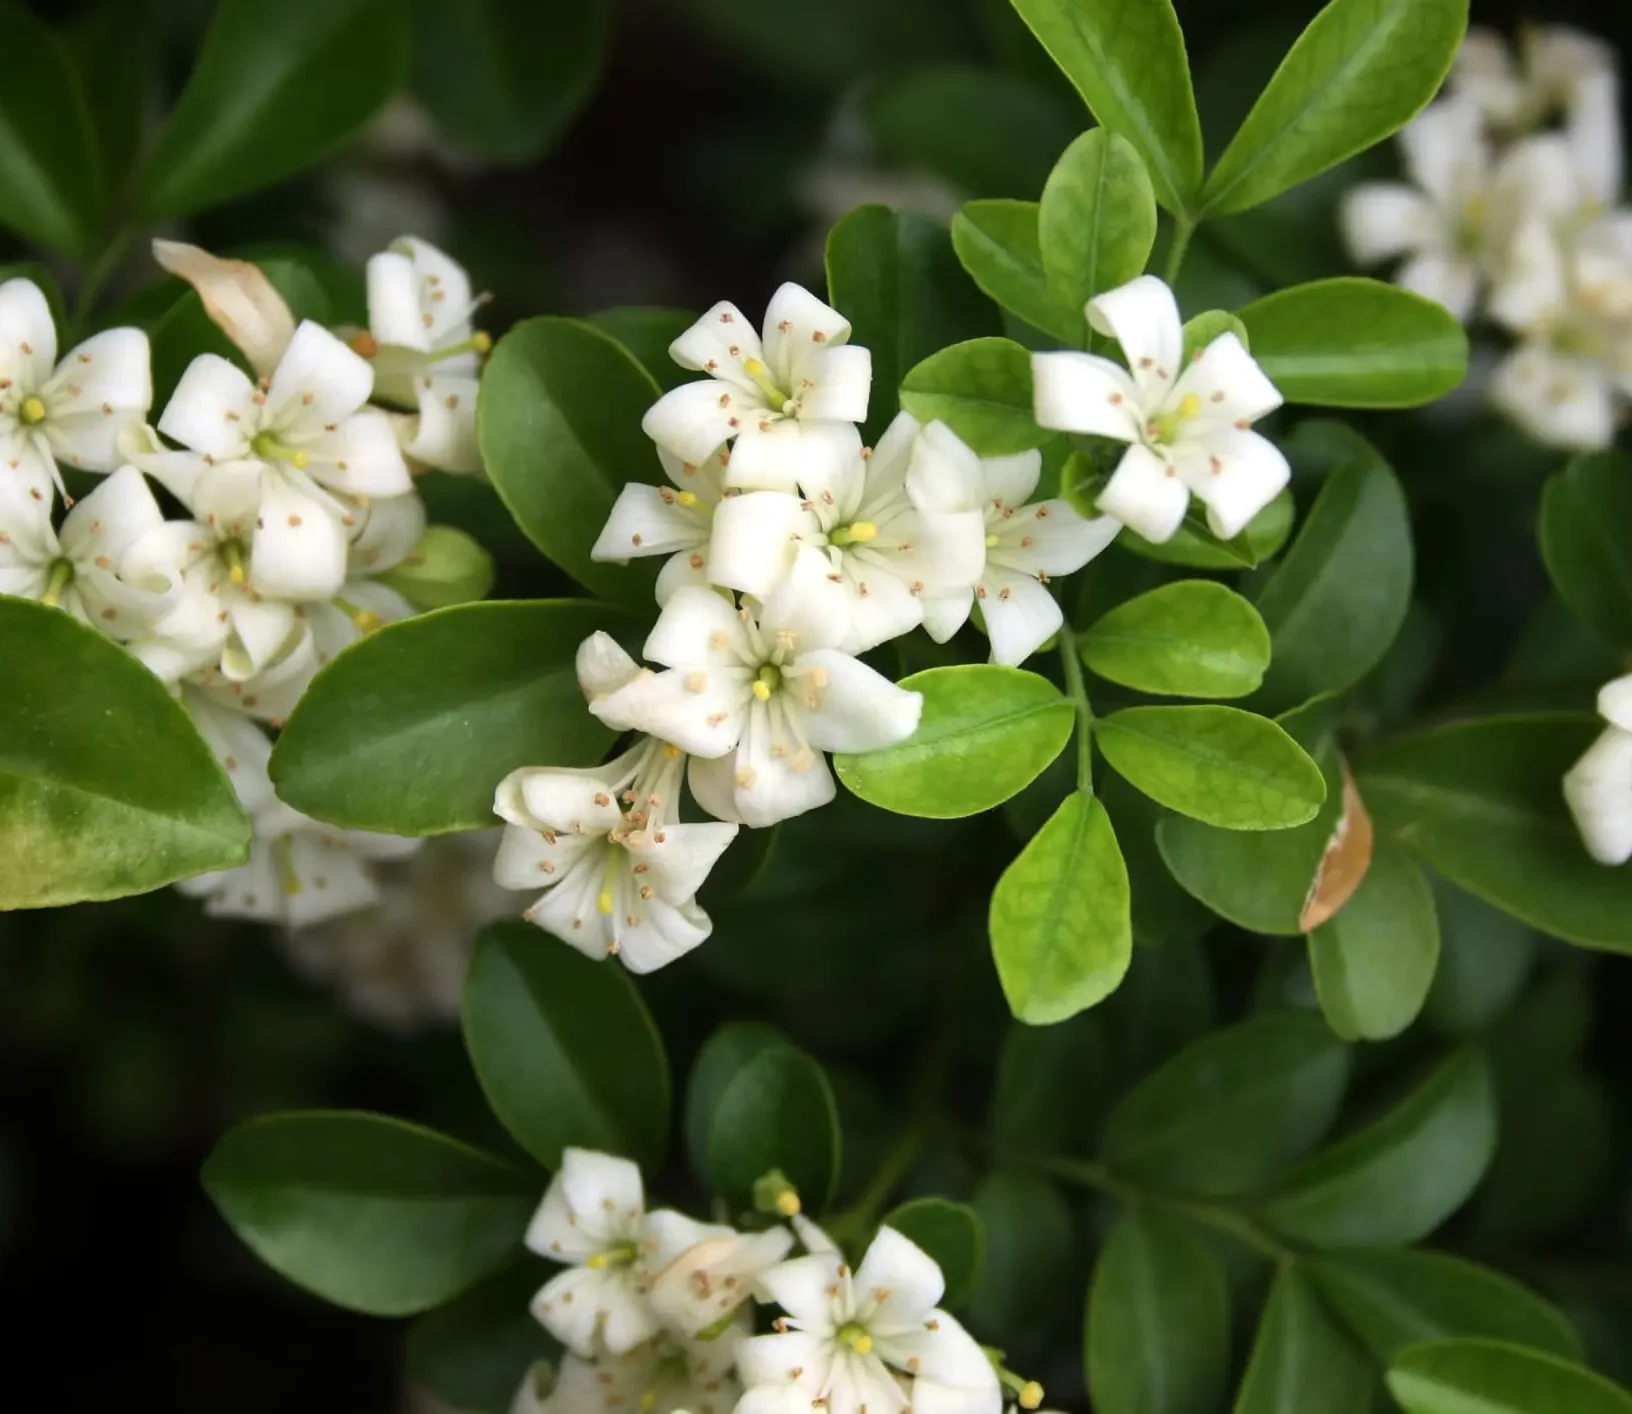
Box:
[1057,622,1094,794]
[70,227,133,338]
[825,1117,932,1245]
[1163,216,1197,288]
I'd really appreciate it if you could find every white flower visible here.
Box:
[705,414,988,654]
[1033,275,1288,546]
[592,442,732,604]
[647,1224,796,1337]
[539,1323,746,1414]
[1565,674,1632,865]
[364,235,487,475]
[589,576,923,828]
[0,277,151,501]
[147,319,411,602]
[524,1148,728,1359]
[493,739,739,973]
[737,1227,1000,1414]
[642,283,872,495]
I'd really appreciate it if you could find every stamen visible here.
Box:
[251,432,309,469]
[18,395,46,425]
[829,520,877,547]
[40,559,73,607]
[428,331,494,364]
[741,356,791,406]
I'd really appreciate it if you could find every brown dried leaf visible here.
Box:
[152,239,295,376]
[1299,763,1374,932]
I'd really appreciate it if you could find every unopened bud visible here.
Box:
[752,1168,801,1218]
[379,524,494,610]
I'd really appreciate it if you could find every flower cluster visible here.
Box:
[493,284,1122,970]
[1341,24,1632,449]
[510,1148,1008,1414]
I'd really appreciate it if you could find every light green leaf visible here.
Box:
[1200,0,1470,216]
[1086,1209,1231,1414]
[1009,0,1204,214]
[1037,130,1158,344]
[1182,308,1251,361]
[1540,451,1632,650]
[202,1112,535,1316]
[951,200,1083,345]
[1082,580,1270,698]
[581,308,694,392]
[1310,1249,1582,1363]
[1238,278,1468,407]
[479,316,665,605]
[1095,705,1326,830]
[1359,714,1632,953]
[966,1171,1076,1349]
[139,0,410,219]
[882,1198,984,1308]
[0,599,249,909]
[1261,1050,1496,1248]
[408,0,611,163]
[406,1259,557,1414]
[899,337,1054,455]
[834,665,1074,819]
[269,600,636,836]
[1101,1011,1351,1197]
[989,791,1132,1024]
[1252,422,1412,714]
[1388,1339,1632,1414]
[1234,1267,1373,1414]
[462,923,670,1171]
[706,1046,842,1211]
[1309,836,1439,1042]
[826,204,1001,441]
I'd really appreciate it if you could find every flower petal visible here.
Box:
[531,1266,621,1358]
[250,478,349,601]
[576,630,641,701]
[41,328,153,471]
[406,373,481,473]
[158,353,257,457]
[348,490,425,575]
[655,546,711,604]
[58,463,165,563]
[920,586,975,644]
[856,1226,944,1330]
[671,301,765,392]
[644,379,751,465]
[904,418,984,515]
[627,820,739,904]
[185,692,275,814]
[1032,350,1143,438]
[0,278,57,387]
[738,1330,831,1394]
[756,1251,843,1325]
[1396,252,1480,323]
[492,819,597,891]
[1399,97,1488,202]
[1173,427,1291,541]
[268,320,375,433]
[1565,726,1632,865]
[1487,216,1568,334]
[366,249,433,353]
[764,282,852,384]
[613,893,714,974]
[283,836,384,928]
[990,498,1119,577]
[593,482,710,564]
[705,489,809,593]
[727,418,859,496]
[799,344,872,423]
[978,569,1062,667]
[304,407,413,498]
[793,649,922,752]
[981,450,1042,512]
[1096,442,1190,544]
[835,558,923,654]
[593,666,751,758]
[1490,344,1615,451]
[153,240,294,375]
[730,704,838,827]
[1169,332,1283,427]
[1339,184,1440,265]
[1087,275,1184,398]
[1598,674,1632,732]
[643,583,751,668]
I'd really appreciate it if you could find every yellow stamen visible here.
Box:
[985,533,1000,548]
[349,331,380,358]
[251,432,309,469]
[1177,393,1202,420]
[1019,1383,1044,1410]
[830,520,877,547]
[675,490,700,509]
[19,395,46,425]
[751,679,772,702]
[429,331,494,364]
[597,889,615,915]
[838,1323,874,1356]
[775,1189,802,1216]
[742,356,791,406]
[221,540,248,586]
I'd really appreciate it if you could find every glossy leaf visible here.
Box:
[1387,1339,1632,1414]
[1235,1267,1372,1414]
[951,200,1082,345]
[1539,451,1632,649]
[826,204,1001,441]
[1009,0,1204,214]
[269,600,636,836]
[1095,705,1326,830]
[1262,1050,1496,1248]
[406,1259,557,1413]
[684,1022,787,1186]
[582,308,695,392]
[705,1045,842,1212]
[899,337,1054,455]
[1037,130,1157,344]
[989,791,1133,1024]
[1086,1209,1231,1414]
[139,0,410,219]
[203,1112,535,1316]
[1121,490,1295,571]
[881,1197,984,1309]
[1101,1011,1351,1196]
[966,1172,1076,1350]
[1081,580,1271,699]
[1200,0,1470,216]
[990,1014,1112,1157]
[1238,279,1468,407]
[835,665,1074,818]
[462,923,670,1171]
[479,317,666,604]
[0,599,249,909]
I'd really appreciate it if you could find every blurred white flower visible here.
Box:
[1565,674,1632,865]
[536,1323,746,1414]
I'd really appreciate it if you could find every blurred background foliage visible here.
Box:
[5,0,1632,1408]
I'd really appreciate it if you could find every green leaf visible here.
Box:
[462,923,669,1172]
[1009,0,1204,214]
[1309,837,1439,1042]
[1100,770,1216,947]
[1182,308,1252,361]
[202,1112,535,1316]
[1121,490,1295,571]
[1199,0,1470,216]
[684,1022,788,1186]
[1359,714,1632,952]
[990,1014,1112,1156]
[882,1198,984,1308]
[1261,1050,1496,1248]
[1235,1267,1373,1414]
[899,337,1054,455]
[952,200,1083,345]
[479,317,666,605]
[967,1172,1077,1351]
[270,600,635,836]
[408,0,611,163]
[1310,1249,1582,1363]
[0,0,104,256]
[1252,424,1412,714]
[138,0,410,219]
[1540,451,1632,649]
[834,665,1074,818]
[1082,580,1271,699]
[826,205,1001,441]
[1095,705,1326,830]
[989,791,1133,1024]
[1388,1339,1632,1414]
[1423,876,1537,1037]
[65,0,156,199]
[705,1045,842,1212]
[1101,1011,1351,1197]
[0,599,249,909]
[407,1259,557,1414]
[1086,1209,1231,1414]
[1037,130,1158,344]
[1237,279,1468,407]
[581,308,695,393]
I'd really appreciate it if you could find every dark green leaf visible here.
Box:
[65,0,155,212]
[269,600,636,836]
[407,1259,558,1413]
[0,599,249,909]
[582,308,695,393]
[1422,875,1537,1037]
[882,1198,984,1308]
[1099,770,1216,947]
[967,1172,1077,1352]
[990,1014,1112,1156]
[1235,1267,1373,1414]
[1120,490,1295,571]
[706,1046,842,1212]
[952,200,1082,345]
[1387,1339,1632,1414]
[1082,580,1271,698]
[684,1022,788,1186]
[1540,451,1632,649]
[899,337,1054,455]
[462,923,669,1171]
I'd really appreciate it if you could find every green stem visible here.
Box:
[825,1117,932,1245]
[1057,622,1094,795]
[1163,216,1197,288]
[70,227,133,336]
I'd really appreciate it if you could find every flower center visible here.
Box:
[585,1239,641,1270]
[18,395,47,426]
[1146,392,1203,446]
[251,431,309,469]
[638,1351,691,1413]
[742,357,795,413]
[40,558,74,607]
[829,520,877,548]
[837,1321,875,1356]
[752,663,782,702]
[220,538,250,587]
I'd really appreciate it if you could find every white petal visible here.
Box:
[283,837,382,928]
[756,1251,843,1324]
[1487,217,1568,335]
[1173,428,1291,541]
[560,1146,644,1226]
[384,236,475,348]
[1490,344,1616,451]
[1338,184,1440,264]
[305,408,413,497]
[493,819,601,893]
[116,420,209,507]
[1399,97,1489,202]
[1096,443,1189,543]
[799,344,872,423]
[1168,332,1283,427]
[59,464,164,564]
[222,596,300,679]
[835,558,923,654]
[981,450,1043,512]
[0,279,55,389]
[250,479,349,601]
[612,893,714,974]
[627,820,739,903]
[730,702,838,827]
[1567,71,1623,207]
[406,373,481,473]
[600,1280,663,1355]
[686,752,744,824]
[593,482,709,564]
[643,583,751,668]
[576,631,641,701]
[727,418,859,496]
[978,569,1063,667]
[763,282,852,370]
[738,1331,831,1394]
[366,249,434,353]
[855,1227,944,1330]
[879,1310,994,1388]
[158,354,256,457]
[643,379,750,464]
[592,666,750,758]
[41,329,153,471]
[990,498,1119,576]
[705,490,809,593]
[1598,675,1632,732]
[655,547,711,604]
[527,856,616,960]
[1396,252,1480,323]
[1086,275,1184,398]
[1031,350,1143,438]
[864,409,922,503]
[919,587,975,643]
[348,489,425,574]
[268,320,374,432]
[670,301,765,390]
[904,418,984,515]
[642,1210,734,1270]
[153,240,295,375]
[508,768,626,834]
[184,692,275,814]
[1564,726,1632,865]
[793,649,922,752]
[531,1267,619,1358]
[659,440,731,502]
[889,507,987,595]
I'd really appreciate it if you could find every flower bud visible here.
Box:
[379,524,494,609]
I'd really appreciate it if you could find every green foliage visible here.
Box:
[406,1261,557,1413]
[1235,1268,1373,1414]
[952,200,1084,345]
[881,1197,984,1308]
[899,337,1053,455]
[1387,1339,1632,1414]
[701,1044,842,1212]
[1540,451,1632,649]
[1080,580,1271,698]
